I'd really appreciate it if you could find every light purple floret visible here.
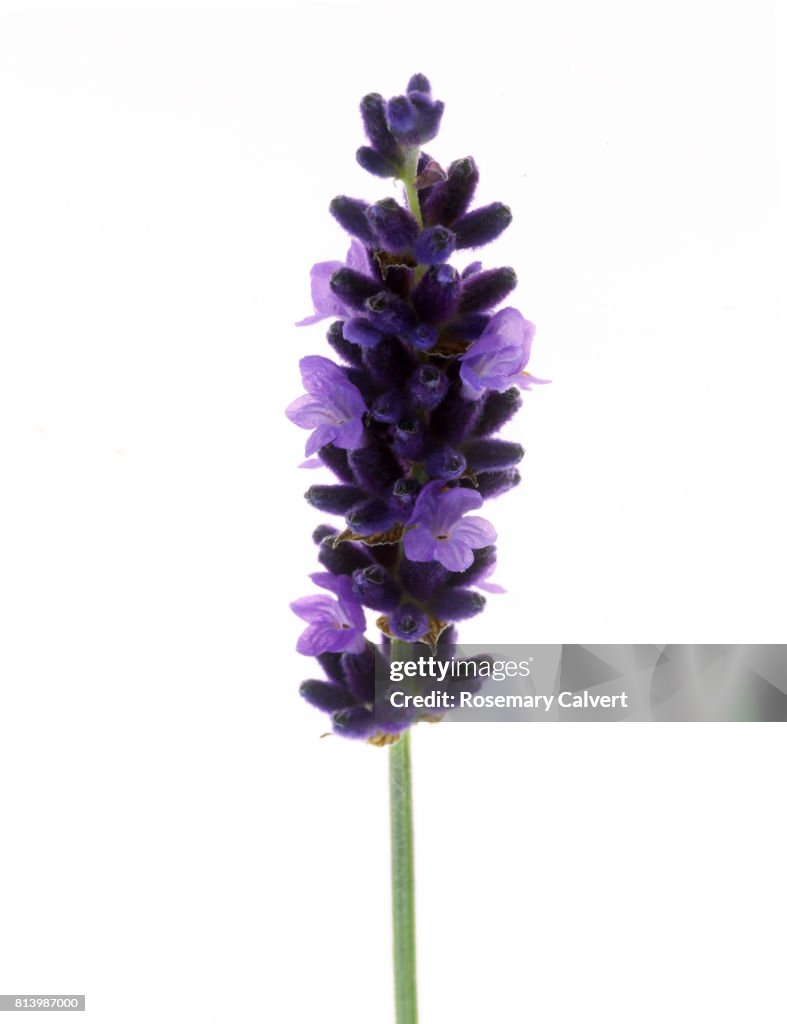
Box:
[290,573,367,656]
[459,307,548,399]
[285,355,367,456]
[296,240,369,327]
[404,481,497,572]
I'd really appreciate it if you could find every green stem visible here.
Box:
[401,148,423,229]
[389,638,418,1024]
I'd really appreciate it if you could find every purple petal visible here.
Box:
[296,260,348,327]
[451,516,497,548]
[298,354,346,396]
[434,539,474,572]
[519,371,551,390]
[333,415,365,451]
[310,572,341,594]
[340,631,368,655]
[285,393,336,430]
[457,366,486,400]
[296,621,346,656]
[403,524,438,562]
[432,486,483,528]
[304,423,339,457]
[338,596,367,632]
[333,415,366,452]
[477,579,506,594]
[345,239,369,274]
[486,307,535,360]
[290,593,339,625]
[407,480,443,527]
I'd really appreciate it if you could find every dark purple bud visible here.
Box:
[447,545,497,588]
[351,564,401,611]
[411,264,461,323]
[332,705,377,739]
[399,558,448,601]
[407,73,431,95]
[409,93,444,144]
[386,95,418,141]
[364,291,417,335]
[362,335,417,388]
[475,468,521,498]
[371,388,409,424]
[346,498,397,533]
[345,365,375,403]
[429,388,482,445]
[343,317,383,349]
[423,157,479,227]
[366,198,419,252]
[458,267,518,314]
[330,267,381,309]
[348,440,402,495]
[373,699,416,735]
[454,203,513,249]
[327,320,364,365]
[407,324,439,352]
[312,524,336,545]
[387,93,444,147]
[317,536,372,576]
[473,387,523,437]
[316,443,355,483]
[389,603,430,642]
[392,417,428,460]
[316,651,346,684]
[356,146,399,178]
[430,589,486,621]
[329,196,378,246]
[448,312,490,340]
[360,93,403,163]
[300,680,353,713]
[423,446,466,480]
[414,226,456,266]
[341,647,376,704]
[462,439,525,472]
[390,477,421,517]
[409,364,449,409]
[306,484,367,515]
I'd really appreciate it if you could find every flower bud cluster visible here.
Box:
[287,75,546,740]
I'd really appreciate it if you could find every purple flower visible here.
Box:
[404,482,497,572]
[459,307,548,398]
[296,240,368,326]
[286,355,367,456]
[291,573,367,656]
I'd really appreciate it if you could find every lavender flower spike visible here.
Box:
[285,355,366,456]
[290,73,547,740]
[290,573,367,656]
[404,481,497,571]
[459,307,548,399]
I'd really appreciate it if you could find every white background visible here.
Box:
[0,1,784,1021]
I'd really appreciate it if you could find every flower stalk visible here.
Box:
[389,650,418,1023]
